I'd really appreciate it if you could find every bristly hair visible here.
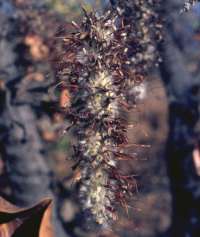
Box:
[57,0,162,226]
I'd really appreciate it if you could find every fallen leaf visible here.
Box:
[0,197,54,237]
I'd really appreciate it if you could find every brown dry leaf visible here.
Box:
[39,200,54,237]
[0,197,54,237]
[24,35,49,60]
[59,89,71,109]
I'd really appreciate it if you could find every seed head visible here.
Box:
[57,1,162,226]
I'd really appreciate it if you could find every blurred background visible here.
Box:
[0,0,200,237]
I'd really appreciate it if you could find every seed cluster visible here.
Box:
[57,1,162,226]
